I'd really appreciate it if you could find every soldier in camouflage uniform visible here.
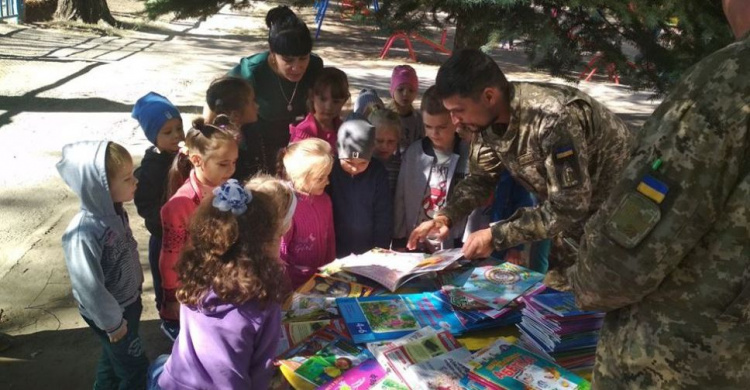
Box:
[408,49,634,288]
[567,1,750,388]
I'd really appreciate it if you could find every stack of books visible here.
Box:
[517,292,605,371]
[461,338,591,390]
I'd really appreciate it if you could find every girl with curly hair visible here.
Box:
[148,176,296,389]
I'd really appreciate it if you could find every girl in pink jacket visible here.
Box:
[278,138,337,289]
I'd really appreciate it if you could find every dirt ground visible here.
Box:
[0,1,661,388]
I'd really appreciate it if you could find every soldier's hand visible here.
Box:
[462,228,493,260]
[407,218,450,250]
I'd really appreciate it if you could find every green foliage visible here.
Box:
[375,0,734,93]
[141,0,734,93]
[142,0,253,20]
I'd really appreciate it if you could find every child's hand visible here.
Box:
[108,319,128,343]
[165,301,181,320]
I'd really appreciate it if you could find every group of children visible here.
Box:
[57,63,546,389]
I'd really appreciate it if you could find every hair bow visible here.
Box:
[212,179,252,215]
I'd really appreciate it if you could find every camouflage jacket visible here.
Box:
[439,82,634,251]
[567,34,750,389]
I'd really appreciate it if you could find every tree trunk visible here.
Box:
[453,11,492,50]
[55,0,117,25]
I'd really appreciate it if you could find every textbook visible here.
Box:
[370,327,470,390]
[276,319,347,358]
[449,263,544,310]
[316,358,388,390]
[293,337,374,387]
[323,248,464,292]
[298,274,376,298]
[468,343,590,390]
[337,292,518,344]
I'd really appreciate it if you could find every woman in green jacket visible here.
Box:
[228,5,324,181]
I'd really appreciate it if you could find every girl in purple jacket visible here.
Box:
[148,177,296,389]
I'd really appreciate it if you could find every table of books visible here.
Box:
[272,248,602,390]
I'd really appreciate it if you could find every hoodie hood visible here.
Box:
[57,141,123,232]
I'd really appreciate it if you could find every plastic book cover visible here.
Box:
[294,337,374,386]
[453,263,544,310]
[315,358,387,390]
[472,344,591,390]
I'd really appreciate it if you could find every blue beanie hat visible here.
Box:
[131,92,181,145]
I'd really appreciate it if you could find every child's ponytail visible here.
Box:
[166,145,193,200]
[205,77,254,125]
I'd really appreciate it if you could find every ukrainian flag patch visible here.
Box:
[555,146,575,159]
[637,175,669,204]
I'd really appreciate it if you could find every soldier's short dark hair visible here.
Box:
[420,86,448,115]
[435,49,509,101]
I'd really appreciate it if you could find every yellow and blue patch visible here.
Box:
[637,175,669,204]
[555,146,575,159]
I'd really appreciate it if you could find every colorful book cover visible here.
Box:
[294,337,375,386]
[276,319,347,357]
[315,358,387,390]
[453,263,544,310]
[472,344,590,390]
[401,347,472,390]
[324,248,464,292]
[283,294,340,322]
[299,274,376,298]
[277,324,348,362]
[337,293,475,344]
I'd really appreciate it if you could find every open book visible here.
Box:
[322,248,465,292]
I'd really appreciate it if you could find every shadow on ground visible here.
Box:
[0,320,172,389]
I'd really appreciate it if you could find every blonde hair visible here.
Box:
[280,139,334,193]
[105,142,132,181]
[369,108,402,139]
[245,174,295,230]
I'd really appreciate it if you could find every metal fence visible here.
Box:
[0,0,23,21]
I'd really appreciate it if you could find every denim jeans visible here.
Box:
[146,354,169,390]
[82,298,149,390]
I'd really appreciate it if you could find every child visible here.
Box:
[278,138,336,289]
[57,141,149,389]
[148,177,296,389]
[205,76,259,130]
[329,119,393,257]
[388,65,424,154]
[369,107,402,198]
[394,86,471,250]
[347,88,385,121]
[159,117,238,339]
[289,67,350,153]
[132,92,184,314]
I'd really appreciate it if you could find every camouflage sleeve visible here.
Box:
[567,99,749,312]
[491,104,593,251]
[438,134,501,225]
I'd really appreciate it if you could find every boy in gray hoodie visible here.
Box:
[57,141,149,389]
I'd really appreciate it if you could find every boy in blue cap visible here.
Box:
[131,92,183,339]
